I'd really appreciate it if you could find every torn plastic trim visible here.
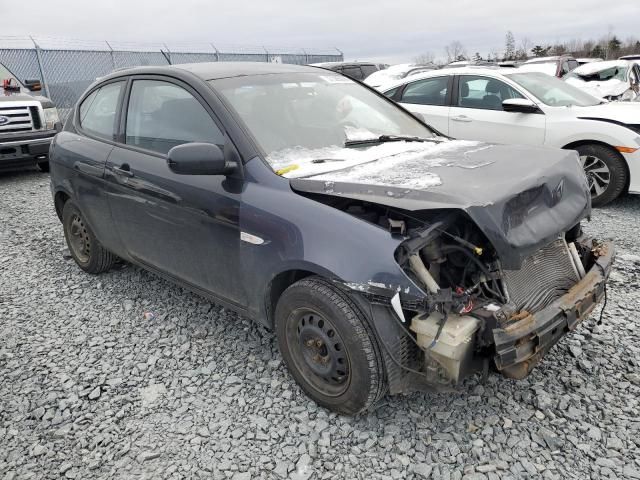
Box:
[493,239,614,379]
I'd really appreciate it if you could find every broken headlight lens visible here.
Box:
[43,107,60,130]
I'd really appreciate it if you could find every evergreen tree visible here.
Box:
[505,31,516,60]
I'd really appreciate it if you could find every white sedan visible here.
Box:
[379,67,640,206]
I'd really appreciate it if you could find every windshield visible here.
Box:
[506,72,602,107]
[567,65,629,82]
[0,63,23,88]
[212,72,436,174]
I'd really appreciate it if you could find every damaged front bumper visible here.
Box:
[493,240,614,379]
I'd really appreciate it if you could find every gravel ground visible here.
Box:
[1,169,639,480]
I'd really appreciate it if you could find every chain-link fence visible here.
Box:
[0,36,343,121]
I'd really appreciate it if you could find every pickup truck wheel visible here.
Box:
[575,144,627,207]
[62,201,116,274]
[36,160,50,172]
[275,276,386,415]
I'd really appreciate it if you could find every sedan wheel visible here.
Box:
[573,144,627,207]
[580,154,610,199]
[62,200,117,274]
[275,276,386,415]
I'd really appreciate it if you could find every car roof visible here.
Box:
[101,62,325,82]
[379,66,506,91]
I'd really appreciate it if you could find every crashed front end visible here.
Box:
[291,143,615,393]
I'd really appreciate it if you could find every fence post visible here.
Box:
[30,36,51,99]
[210,43,220,62]
[263,46,269,63]
[105,40,116,70]
[335,48,344,62]
[302,48,309,65]
[161,43,172,65]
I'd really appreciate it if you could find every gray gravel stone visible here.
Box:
[1,171,639,479]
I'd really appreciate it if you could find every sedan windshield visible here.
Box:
[566,65,629,82]
[506,72,602,107]
[212,72,436,174]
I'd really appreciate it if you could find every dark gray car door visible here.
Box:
[104,77,247,307]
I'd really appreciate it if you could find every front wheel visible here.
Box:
[574,144,627,207]
[275,277,386,415]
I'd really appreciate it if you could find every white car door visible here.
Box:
[448,75,546,145]
[396,76,451,135]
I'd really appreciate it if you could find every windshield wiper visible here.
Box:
[344,134,437,147]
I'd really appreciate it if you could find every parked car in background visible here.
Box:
[518,55,579,77]
[50,62,613,415]
[619,54,640,67]
[309,61,386,81]
[382,67,640,205]
[565,60,640,102]
[0,62,60,172]
[577,57,603,66]
[364,63,438,88]
[446,60,495,68]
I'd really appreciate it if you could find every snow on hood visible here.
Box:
[572,60,629,76]
[267,139,493,190]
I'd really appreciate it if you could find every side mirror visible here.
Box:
[167,143,236,175]
[24,79,42,92]
[502,98,540,113]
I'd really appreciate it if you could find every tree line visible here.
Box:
[414,30,640,65]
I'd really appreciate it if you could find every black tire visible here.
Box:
[36,160,50,172]
[275,276,386,415]
[62,201,116,274]
[573,144,627,207]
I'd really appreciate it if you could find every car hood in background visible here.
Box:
[565,77,636,101]
[0,88,54,108]
[290,141,590,269]
[573,101,640,123]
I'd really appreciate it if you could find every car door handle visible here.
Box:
[113,164,134,177]
[451,115,472,122]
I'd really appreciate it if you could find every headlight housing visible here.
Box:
[43,107,60,130]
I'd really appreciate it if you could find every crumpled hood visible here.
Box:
[290,141,591,269]
[565,77,635,100]
[574,101,640,123]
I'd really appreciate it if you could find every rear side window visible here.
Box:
[400,77,449,106]
[361,65,378,78]
[125,80,224,155]
[79,82,124,140]
[340,66,364,80]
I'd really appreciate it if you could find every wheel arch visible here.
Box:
[53,189,71,221]
[263,267,328,328]
[562,140,631,193]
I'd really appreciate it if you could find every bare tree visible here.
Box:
[413,52,435,64]
[445,41,466,63]
[518,37,532,59]
[504,31,516,60]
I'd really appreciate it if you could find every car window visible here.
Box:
[568,60,579,71]
[340,66,364,80]
[360,65,378,78]
[125,80,224,155]
[400,77,448,106]
[383,87,399,98]
[457,75,524,110]
[560,61,571,75]
[79,82,124,140]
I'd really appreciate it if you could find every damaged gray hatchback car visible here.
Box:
[50,63,614,415]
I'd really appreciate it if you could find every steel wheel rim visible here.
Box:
[69,214,91,263]
[580,155,610,198]
[287,308,351,397]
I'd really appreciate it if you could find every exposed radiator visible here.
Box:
[502,238,579,313]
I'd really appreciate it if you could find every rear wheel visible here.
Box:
[275,277,386,415]
[62,201,116,274]
[574,144,627,207]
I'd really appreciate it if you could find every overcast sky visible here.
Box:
[3,0,639,62]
